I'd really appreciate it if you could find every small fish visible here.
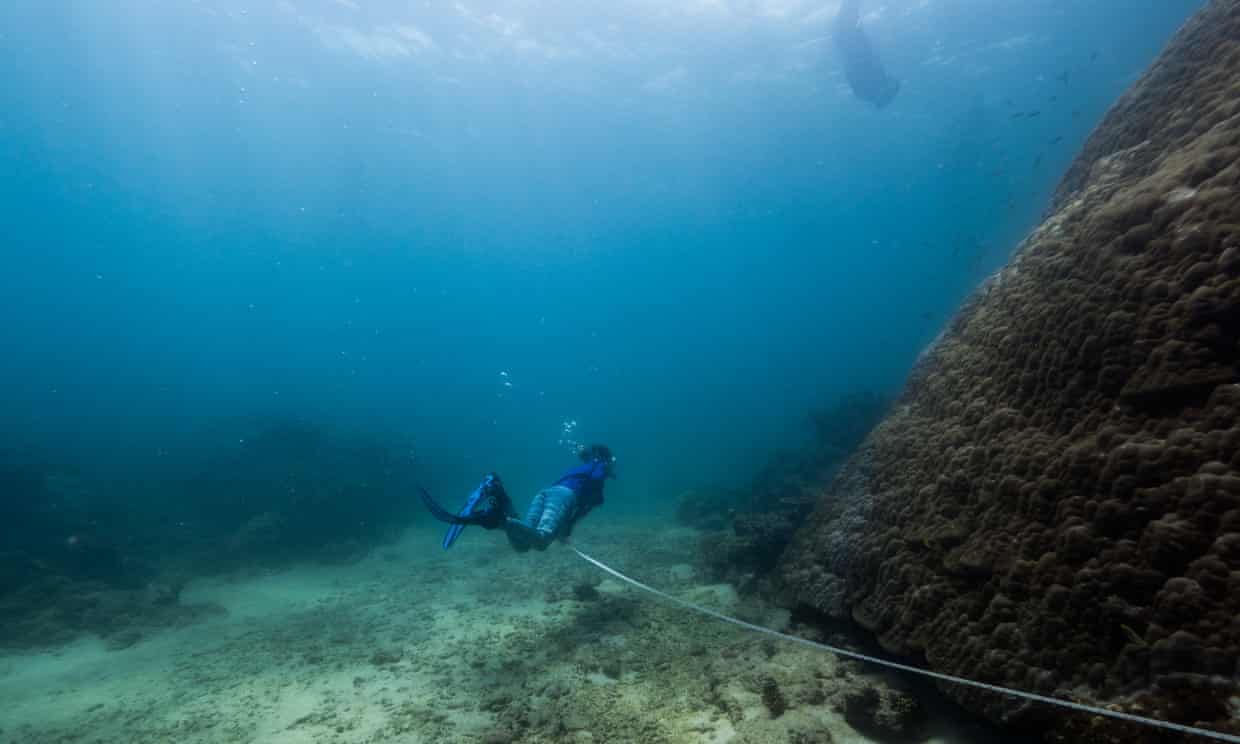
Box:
[920,311,933,321]
[1010,112,1026,120]
[1027,110,1041,118]
[1050,135,1063,144]
[1056,70,1070,85]
[1033,155,1043,168]
[1090,50,1098,62]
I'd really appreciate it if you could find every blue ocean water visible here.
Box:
[2,3,1224,743]
[0,0,1201,506]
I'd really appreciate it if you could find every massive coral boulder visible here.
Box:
[778,2,1240,741]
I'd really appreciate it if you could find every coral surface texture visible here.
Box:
[779,2,1240,741]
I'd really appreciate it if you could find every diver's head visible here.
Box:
[579,443,617,476]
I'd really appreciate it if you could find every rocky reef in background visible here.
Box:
[0,418,420,649]
[175,419,419,568]
[677,391,890,587]
[778,1,1240,742]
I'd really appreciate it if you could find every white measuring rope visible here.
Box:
[570,546,1240,744]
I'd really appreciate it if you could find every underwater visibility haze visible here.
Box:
[1,0,1202,495]
[3,1,1237,743]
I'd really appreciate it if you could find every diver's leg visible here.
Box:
[531,487,577,549]
[505,519,538,552]
[523,489,547,525]
[505,490,547,552]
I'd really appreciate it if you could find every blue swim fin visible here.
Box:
[441,486,484,549]
[438,473,509,550]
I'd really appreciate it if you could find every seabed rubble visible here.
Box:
[0,523,990,744]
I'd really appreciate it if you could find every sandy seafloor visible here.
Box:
[0,521,1016,743]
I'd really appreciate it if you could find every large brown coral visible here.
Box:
[778,1,1240,741]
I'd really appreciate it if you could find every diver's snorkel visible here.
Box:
[581,443,617,479]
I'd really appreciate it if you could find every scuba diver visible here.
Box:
[833,0,900,108]
[419,444,617,552]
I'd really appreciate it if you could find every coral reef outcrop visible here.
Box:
[779,2,1240,740]
[180,419,419,566]
[0,419,420,648]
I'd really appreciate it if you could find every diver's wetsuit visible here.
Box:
[506,460,609,551]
